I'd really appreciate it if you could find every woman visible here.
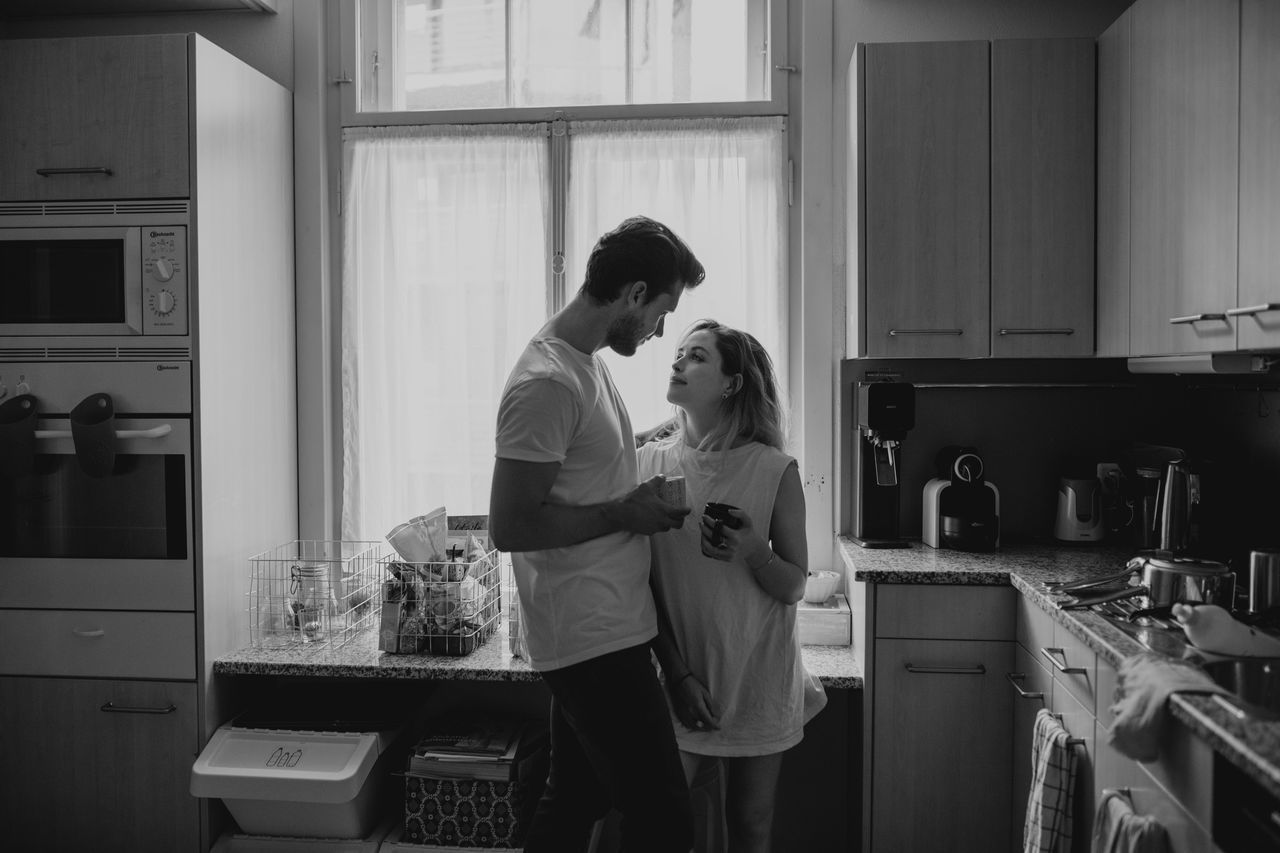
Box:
[637,318,827,853]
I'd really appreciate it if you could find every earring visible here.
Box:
[722,390,731,399]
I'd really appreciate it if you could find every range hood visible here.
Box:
[1126,353,1272,374]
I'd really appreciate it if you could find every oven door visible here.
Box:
[0,417,192,610]
[0,226,143,337]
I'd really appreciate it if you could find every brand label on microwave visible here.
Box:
[149,230,178,238]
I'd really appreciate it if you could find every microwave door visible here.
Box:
[0,226,143,336]
[0,417,193,610]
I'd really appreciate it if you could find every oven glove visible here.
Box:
[1106,652,1231,762]
[0,393,38,478]
[70,392,116,477]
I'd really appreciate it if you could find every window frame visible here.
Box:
[338,0,790,127]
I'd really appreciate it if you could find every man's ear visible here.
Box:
[625,280,648,306]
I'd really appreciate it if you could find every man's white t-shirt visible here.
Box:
[494,337,656,671]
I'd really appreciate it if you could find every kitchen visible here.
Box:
[1,1,1278,852]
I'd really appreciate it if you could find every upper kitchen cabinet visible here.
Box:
[847,39,1096,359]
[852,40,990,359]
[991,38,1096,358]
[0,35,190,201]
[1236,0,1280,350]
[1096,7,1133,358]
[1130,0,1239,357]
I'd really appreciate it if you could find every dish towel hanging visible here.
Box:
[1091,788,1171,853]
[1107,652,1232,762]
[1023,708,1080,853]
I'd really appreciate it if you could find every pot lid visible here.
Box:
[1137,555,1230,574]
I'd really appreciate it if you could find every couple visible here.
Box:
[490,215,826,853]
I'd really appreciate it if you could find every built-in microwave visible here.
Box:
[0,222,188,338]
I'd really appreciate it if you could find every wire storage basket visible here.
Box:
[248,540,386,649]
[378,548,502,656]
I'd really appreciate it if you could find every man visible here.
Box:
[490,215,706,853]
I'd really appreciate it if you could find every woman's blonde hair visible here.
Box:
[676,319,787,452]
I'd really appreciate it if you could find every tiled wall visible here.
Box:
[840,358,1280,567]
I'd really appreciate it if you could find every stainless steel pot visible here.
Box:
[1059,555,1236,611]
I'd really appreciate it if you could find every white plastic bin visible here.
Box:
[192,722,403,839]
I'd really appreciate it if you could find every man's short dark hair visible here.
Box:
[580,215,706,304]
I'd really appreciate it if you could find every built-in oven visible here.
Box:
[0,361,193,611]
[0,204,189,344]
[1213,753,1280,852]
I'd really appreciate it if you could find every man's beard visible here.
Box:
[604,313,644,357]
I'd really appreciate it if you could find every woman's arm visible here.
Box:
[742,462,809,604]
[650,569,721,731]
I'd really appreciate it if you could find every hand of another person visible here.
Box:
[611,475,692,534]
[671,673,721,733]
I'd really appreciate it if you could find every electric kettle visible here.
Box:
[1054,476,1104,542]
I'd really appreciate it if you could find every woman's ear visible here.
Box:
[725,374,743,396]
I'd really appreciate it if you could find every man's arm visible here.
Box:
[489,457,690,553]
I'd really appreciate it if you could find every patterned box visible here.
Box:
[403,776,528,848]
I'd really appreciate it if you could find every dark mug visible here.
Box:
[703,502,743,551]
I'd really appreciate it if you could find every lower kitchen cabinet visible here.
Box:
[1009,642,1054,849]
[1014,596,1218,853]
[0,676,200,852]
[861,584,1015,853]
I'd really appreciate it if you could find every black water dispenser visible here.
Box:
[851,381,914,548]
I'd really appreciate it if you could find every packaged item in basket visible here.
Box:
[379,568,419,653]
[387,506,448,563]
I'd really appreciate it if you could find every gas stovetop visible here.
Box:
[1087,596,1194,659]
[1083,597,1280,720]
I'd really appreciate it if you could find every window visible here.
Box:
[339,1,790,541]
[354,0,778,115]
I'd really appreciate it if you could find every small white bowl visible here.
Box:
[803,571,840,604]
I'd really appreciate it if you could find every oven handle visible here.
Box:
[34,424,172,440]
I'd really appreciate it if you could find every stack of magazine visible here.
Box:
[408,717,528,781]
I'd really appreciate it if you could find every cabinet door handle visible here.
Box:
[1006,672,1045,700]
[888,328,964,336]
[36,166,114,177]
[1226,303,1280,317]
[905,663,986,675]
[72,628,105,638]
[1040,647,1087,675]
[1050,712,1087,747]
[1169,313,1227,325]
[998,328,1075,336]
[100,701,177,715]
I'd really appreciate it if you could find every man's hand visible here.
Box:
[606,475,692,535]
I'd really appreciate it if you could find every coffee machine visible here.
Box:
[851,382,914,548]
[922,446,1001,551]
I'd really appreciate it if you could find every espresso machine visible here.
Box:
[851,382,914,548]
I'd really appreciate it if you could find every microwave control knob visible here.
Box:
[153,289,176,316]
[152,258,175,282]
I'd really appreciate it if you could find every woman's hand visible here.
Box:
[699,505,768,565]
[671,673,721,733]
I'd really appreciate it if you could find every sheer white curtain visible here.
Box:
[566,117,788,437]
[341,124,549,540]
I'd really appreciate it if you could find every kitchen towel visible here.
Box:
[69,392,116,477]
[0,393,38,478]
[1107,653,1231,762]
[1091,788,1171,853]
[1023,708,1080,853]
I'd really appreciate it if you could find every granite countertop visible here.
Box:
[839,535,1280,801]
[214,614,863,690]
